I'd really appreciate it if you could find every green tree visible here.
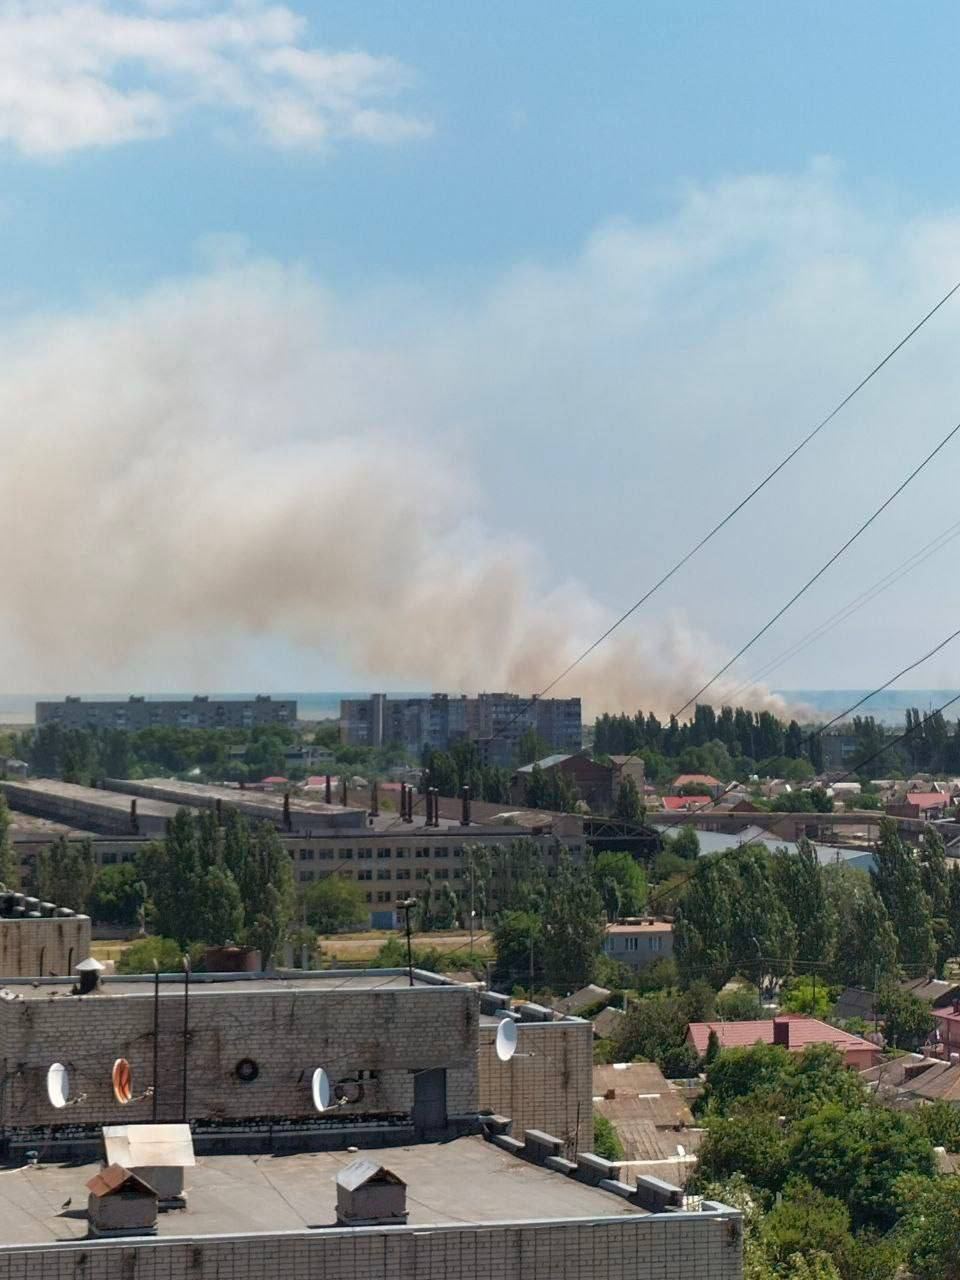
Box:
[515,728,550,767]
[0,792,17,888]
[592,850,647,921]
[918,825,952,972]
[593,1112,624,1160]
[613,774,644,823]
[897,1173,960,1280]
[87,863,145,926]
[493,910,543,988]
[716,987,764,1020]
[781,976,834,1019]
[875,983,934,1050]
[774,839,833,968]
[870,818,935,972]
[303,875,367,933]
[540,854,604,991]
[669,825,700,859]
[194,863,244,947]
[760,1180,852,1269]
[33,835,97,913]
[823,865,898,988]
[610,994,701,1077]
[912,1098,960,1151]
[117,935,186,974]
[696,1108,789,1193]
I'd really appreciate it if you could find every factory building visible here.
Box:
[35,694,297,732]
[3,779,585,929]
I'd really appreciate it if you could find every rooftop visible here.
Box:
[1,779,182,820]
[661,796,711,811]
[606,920,673,935]
[515,754,574,774]
[687,1016,877,1056]
[0,968,466,1001]
[0,1136,644,1244]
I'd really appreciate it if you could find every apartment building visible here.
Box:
[340,692,582,765]
[35,694,297,731]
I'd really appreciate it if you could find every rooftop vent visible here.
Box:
[86,1164,159,1237]
[336,1159,408,1227]
[75,956,105,996]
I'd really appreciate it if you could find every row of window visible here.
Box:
[298,868,459,885]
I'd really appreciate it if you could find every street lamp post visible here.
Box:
[399,898,418,987]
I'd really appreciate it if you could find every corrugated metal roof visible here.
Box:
[515,755,574,774]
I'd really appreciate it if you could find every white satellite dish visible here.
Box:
[495,1018,519,1063]
[47,1062,69,1109]
[311,1067,331,1112]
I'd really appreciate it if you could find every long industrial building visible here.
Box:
[35,694,297,731]
[0,966,742,1280]
[340,692,582,765]
[2,778,587,929]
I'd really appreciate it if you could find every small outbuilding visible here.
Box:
[336,1159,408,1226]
[86,1164,158,1237]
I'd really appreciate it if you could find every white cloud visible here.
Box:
[0,1,431,155]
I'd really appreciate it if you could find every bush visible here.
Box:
[117,936,190,974]
[593,1112,624,1160]
[87,863,144,927]
[716,986,764,1020]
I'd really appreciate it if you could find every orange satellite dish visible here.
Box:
[112,1058,132,1105]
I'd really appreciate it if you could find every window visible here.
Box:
[376,870,392,881]
[358,868,372,881]
[394,848,408,859]
[453,869,462,880]
[299,849,314,861]
[377,891,392,903]
[415,870,427,881]
[377,849,391,859]
[435,847,449,858]
[435,868,449,881]
[341,849,354,860]
[365,892,372,903]
[648,936,663,952]
[396,868,411,881]
[415,848,429,859]
[357,849,373,860]
[318,850,334,860]
[625,936,639,952]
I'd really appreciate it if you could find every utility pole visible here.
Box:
[751,934,762,1008]
[529,931,535,993]
[400,898,417,987]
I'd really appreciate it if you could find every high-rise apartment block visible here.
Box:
[35,695,297,732]
[339,692,582,764]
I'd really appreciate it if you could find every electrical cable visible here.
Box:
[672,415,960,718]
[727,515,960,701]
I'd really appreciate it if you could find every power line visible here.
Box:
[672,415,960,718]
[727,515,960,701]
[534,276,960,703]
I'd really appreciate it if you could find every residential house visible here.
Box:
[887,791,954,820]
[603,919,674,972]
[686,1015,881,1069]
[661,795,711,814]
[593,1062,701,1184]
[670,774,723,798]
[552,984,612,1017]
[609,755,646,800]
[933,1008,960,1057]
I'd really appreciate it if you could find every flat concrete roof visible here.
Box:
[2,780,183,820]
[0,1136,642,1244]
[0,969,464,1000]
[8,813,100,841]
[123,778,359,818]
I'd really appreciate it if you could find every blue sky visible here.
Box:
[4,2,960,711]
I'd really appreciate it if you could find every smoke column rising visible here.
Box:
[0,265,782,717]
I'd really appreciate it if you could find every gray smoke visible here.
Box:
[0,265,784,717]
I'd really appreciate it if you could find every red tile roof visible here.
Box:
[687,1015,876,1057]
[662,795,711,811]
[899,792,950,809]
[673,774,721,788]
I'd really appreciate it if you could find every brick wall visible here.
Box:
[0,1211,743,1279]
[1,984,478,1129]
[478,1020,593,1154]
[0,916,90,979]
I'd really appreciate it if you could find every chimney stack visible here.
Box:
[283,791,292,832]
[75,957,105,996]
[431,788,440,827]
[129,798,139,834]
[341,776,348,806]
[773,1017,790,1048]
[370,781,379,817]
[215,797,223,826]
[325,774,332,805]
[461,785,471,827]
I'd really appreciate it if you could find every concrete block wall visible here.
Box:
[0,984,478,1129]
[0,1212,743,1279]
[478,1019,593,1154]
[0,916,90,979]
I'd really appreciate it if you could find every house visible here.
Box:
[510,753,614,811]
[552,984,612,1016]
[593,1062,701,1184]
[933,1008,960,1057]
[686,1015,881,1069]
[661,795,711,813]
[886,792,953,820]
[592,1006,625,1040]
[670,774,722,798]
[603,919,674,972]
[901,976,960,1009]
[834,987,877,1023]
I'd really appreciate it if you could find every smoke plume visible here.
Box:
[0,263,782,718]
